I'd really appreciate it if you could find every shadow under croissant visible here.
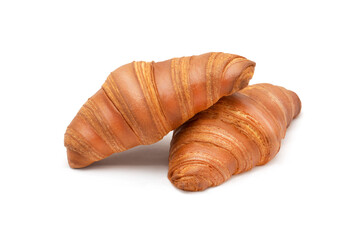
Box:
[81,137,171,169]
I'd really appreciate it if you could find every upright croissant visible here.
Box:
[168,83,301,191]
[65,52,255,168]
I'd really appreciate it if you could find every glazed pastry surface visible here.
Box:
[65,53,255,168]
[168,83,301,191]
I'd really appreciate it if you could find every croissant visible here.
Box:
[64,52,255,168]
[168,83,301,191]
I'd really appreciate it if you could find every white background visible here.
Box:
[1,0,359,239]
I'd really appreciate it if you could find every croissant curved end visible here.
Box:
[169,175,211,192]
[230,64,255,95]
[170,176,210,192]
[66,149,95,169]
[169,164,223,191]
[290,90,302,119]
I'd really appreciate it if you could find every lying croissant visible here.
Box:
[168,83,301,191]
[64,52,255,168]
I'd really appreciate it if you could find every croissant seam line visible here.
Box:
[169,160,227,183]
[65,128,105,160]
[255,85,288,130]
[170,153,230,181]
[82,101,125,152]
[239,92,283,141]
[133,62,165,136]
[150,61,172,132]
[102,73,143,144]
[277,86,295,123]
[219,110,270,165]
[172,138,241,174]
[171,126,252,172]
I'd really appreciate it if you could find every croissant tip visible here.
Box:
[168,164,218,191]
[66,149,94,169]
[248,59,256,66]
[289,90,302,119]
[170,175,211,192]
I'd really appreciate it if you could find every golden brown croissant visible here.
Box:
[168,83,301,191]
[64,52,255,168]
